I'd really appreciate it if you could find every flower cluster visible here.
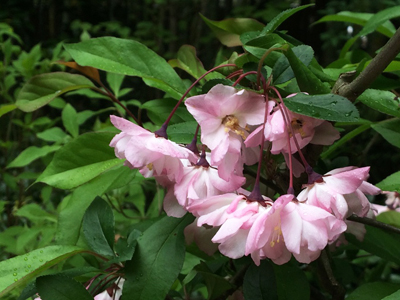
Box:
[110,84,381,265]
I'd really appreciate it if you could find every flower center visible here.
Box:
[222,115,247,139]
[270,223,283,247]
[290,118,307,138]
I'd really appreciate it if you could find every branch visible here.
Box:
[347,214,400,235]
[317,249,345,300]
[334,27,400,101]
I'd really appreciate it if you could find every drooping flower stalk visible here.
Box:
[186,124,200,155]
[256,47,287,88]
[232,71,258,87]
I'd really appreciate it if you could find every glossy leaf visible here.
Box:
[346,225,400,265]
[36,132,121,189]
[0,245,86,298]
[64,37,187,99]
[62,104,79,138]
[371,119,400,148]
[377,211,400,228]
[37,127,69,143]
[243,261,277,300]
[273,262,310,300]
[16,72,94,112]
[123,214,193,300]
[376,171,400,192]
[314,11,396,38]
[56,165,137,245]
[383,289,400,299]
[261,4,314,34]
[346,282,400,300]
[141,98,194,125]
[200,14,264,47]
[167,121,199,144]
[83,197,115,257]
[14,203,57,224]
[359,89,400,118]
[243,34,286,65]
[284,47,331,94]
[284,93,360,122]
[273,45,314,84]
[7,145,61,169]
[36,274,93,300]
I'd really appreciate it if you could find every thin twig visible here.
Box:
[335,27,400,101]
[347,214,400,235]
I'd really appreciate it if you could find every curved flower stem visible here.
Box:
[335,27,400,101]
[256,47,287,88]
[347,214,400,235]
[232,71,258,87]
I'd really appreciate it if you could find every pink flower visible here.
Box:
[297,167,376,219]
[247,194,346,265]
[246,103,339,155]
[109,115,197,182]
[184,219,219,256]
[185,84,266,180]
[188,193,272,259]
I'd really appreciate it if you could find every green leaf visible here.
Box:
[273,262,310,300]
[36,274,93,300]
[16,72,94,112]
[7,145,61,169]
[314,11,396,38]
[36,132,121,189]
[200,14,264,47]
[243,34,286,65]
[56,165,137,245]
[372,119,400,148]
[284,47,331,94]
[377,211,400,228]
[141,98,194,125]
[360,6,400,37]
[359,89,400,118]
[273,45,314,84]
[62,104,79,138]
[0,245,86,298]
[284,93,360,122]
[243,260,278,300]
[14,203,57,224]
[123,214,194,300]
[376,171,400,192]
[261,4,314,34]
[383,289,400,300]
[83,197,115,257]
[346,225,400,265]
[114,229,141,262]
[64,37,187,99]
[37,127,69,143]
[346,282,400,300]
[168,121,199,144]
[197,267,234,299]
[0,104,17,118]
[106,72,125,98]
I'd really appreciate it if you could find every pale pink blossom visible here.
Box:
[297,167,375,219]
[184,219,219,256]
[185,84,266,179]
[109,115,197,182]
[247,194,346,265]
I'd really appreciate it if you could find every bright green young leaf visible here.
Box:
[37,127,69,143]
[0,245,86,298]
[243,34,286,65]
[376,171,400,192]
[56,165,137,245]
[16,72,94,112]
[106,72,125,98]
[371,118,400,148]
[0,104,17,118]
[261,4,314,34]
[7,145,61,169]
[83,197,115,257]
[314,11,396,38]
[273,45,314,84]
[346,282,400,300]
[243,260,278,300]
[284,47,331,94]
[123,214,194,300]
[200,14,264,47]
[62,104,79,138]
[14,203,57,224]
[64,37,187,99]
[273,262,310,300]
[284,93,359,122]
[359,89,400,118]
[377,211,400,228]
[36,132,121,189]
[36,274,93,300]
[346,225,400,265]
